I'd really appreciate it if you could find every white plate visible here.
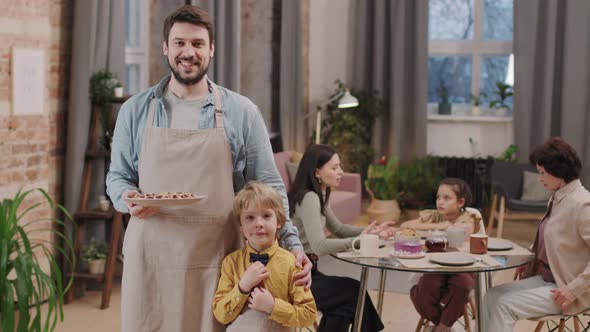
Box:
[390,250,426,259]
[428,253,475,266]
[487,238,514,251]
[124,195,205,207]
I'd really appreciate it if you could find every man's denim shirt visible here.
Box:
[106,75,302,251]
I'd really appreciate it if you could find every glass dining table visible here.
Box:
[331,243,534,332]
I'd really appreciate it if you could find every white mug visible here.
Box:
[446,226,465,248]
[352,234,380,257]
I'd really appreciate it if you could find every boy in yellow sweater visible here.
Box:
[213,182,317,331]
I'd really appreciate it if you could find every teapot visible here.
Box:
[425,230,448,252]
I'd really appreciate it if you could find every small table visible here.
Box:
[331,245,533,332]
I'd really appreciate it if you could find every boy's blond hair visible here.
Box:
[233,181,286,229]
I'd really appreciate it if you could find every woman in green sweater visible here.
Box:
[288,144,394,332]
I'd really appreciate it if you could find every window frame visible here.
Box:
[428,0,513,113]
[124,0,150,94]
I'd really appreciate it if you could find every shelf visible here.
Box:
[112,96,130,104]
[74,209,114,221]
[85,150,111,160]
[66,272,105,283]
[427,114,513,123]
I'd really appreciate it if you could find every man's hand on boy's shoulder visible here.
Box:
[248,287,275,314]
[291,250,312,290]
[239,261,269,294]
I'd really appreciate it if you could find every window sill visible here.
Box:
[427,114,513,123]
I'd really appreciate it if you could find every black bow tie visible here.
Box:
[249,253,270,266]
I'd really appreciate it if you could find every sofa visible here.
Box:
[273,151,362,224]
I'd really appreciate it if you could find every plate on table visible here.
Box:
[428,253,475,266]
[390,250,426,259]
[124,192,205,207]
[487,238,514,251]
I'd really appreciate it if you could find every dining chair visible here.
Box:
[486,162,548,238]
[415,298,477,332]
[514,265,590,331]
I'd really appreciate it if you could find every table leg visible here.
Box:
[352,266,369,332]
[377,269,387,316]
[486,271,493,289]
[474,272,488,332]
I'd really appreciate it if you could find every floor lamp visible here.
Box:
[308,88,359,144]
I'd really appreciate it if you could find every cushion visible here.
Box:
[273,152,292,191]
[290,151,304,163]
[286,161,300,184]
[520,170,552,201]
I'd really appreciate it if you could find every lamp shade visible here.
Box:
[337,89,359,108]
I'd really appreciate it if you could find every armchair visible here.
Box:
[486,162,548,238]
[273,151,362,224]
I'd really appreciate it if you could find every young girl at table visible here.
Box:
[401,178,482,332]
[289,144,395,332]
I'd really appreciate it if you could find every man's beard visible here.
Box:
[168,57,209,86]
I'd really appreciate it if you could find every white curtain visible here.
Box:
[64,0,125,214]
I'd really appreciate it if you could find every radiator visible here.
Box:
[435,156,495,209]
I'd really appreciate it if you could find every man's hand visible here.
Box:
[248,287,275,314]
[551,287,576,310]
[123,190,160,219]
[291,250,312,290]
[238,262,269,293]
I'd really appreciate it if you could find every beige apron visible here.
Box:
[121,83,239,332]
[226,308,293,332]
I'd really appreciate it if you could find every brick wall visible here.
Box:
[0,0,73,219]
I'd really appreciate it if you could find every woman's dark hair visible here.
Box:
[529,137,581,183]
[163,5,215,45]
[439,178,472,211]
[288,144,336,217]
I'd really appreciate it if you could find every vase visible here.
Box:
[114,86,124,98]
[88,259,106,274]
[495,107,508,116]
[367,199,401,224]
[438,102,451,115]
[472,106,482,116]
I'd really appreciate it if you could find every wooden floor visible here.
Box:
[56,281,570,332]
[53,218,587,331]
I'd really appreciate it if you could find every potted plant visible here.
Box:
[470,92,487,116]
[89,69,118,150]
[0,188,75,332]
[317,79,383,179]
[437,84,451,115]
[364,156,401,223]
[489,82,513,116]
[497,144,518,162]
[113,81,124,98]
[81,238,108,274]
[397,156,443,219]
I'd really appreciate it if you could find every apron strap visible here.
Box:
[144,97,158,138]
[209,80,225,129]
[144,80,224,133]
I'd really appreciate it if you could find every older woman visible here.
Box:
[483,137,590,331]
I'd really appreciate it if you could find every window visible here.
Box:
[428,0,513,113]
[125,0,150,95]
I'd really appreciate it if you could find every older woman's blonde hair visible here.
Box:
[233,181,286,229]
